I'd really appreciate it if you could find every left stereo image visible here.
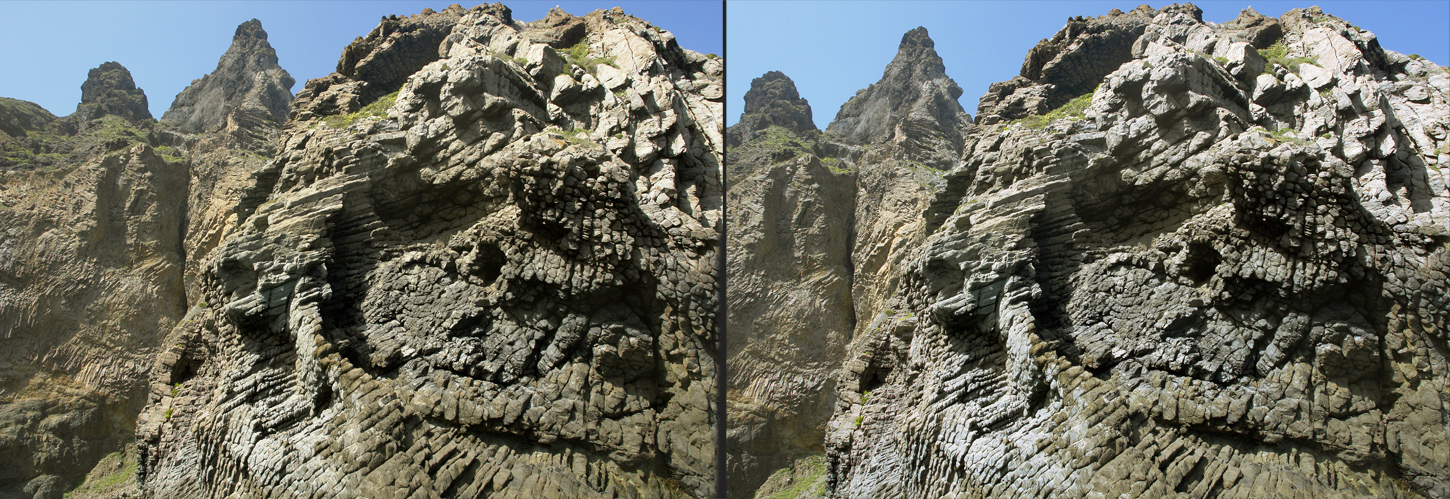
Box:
[0,2,723,498]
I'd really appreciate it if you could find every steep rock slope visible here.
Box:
[135,5,721,499]
[827,5,1450,498]
[726,29,969,498]
[0,21,293,499]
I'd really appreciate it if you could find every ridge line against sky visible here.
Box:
[726,1,1450,128]
[0,1,722,119]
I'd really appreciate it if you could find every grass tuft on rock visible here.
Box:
[760,455,829,499]
[322,89,400,129]
[1013,91,1094,129]
[1258,41,1318,74]
[560,41,617,75]
[62,449,136,498]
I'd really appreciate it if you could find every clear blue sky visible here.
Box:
[0,1,722,118]
[726,1,1450,128]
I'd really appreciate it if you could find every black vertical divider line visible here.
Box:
[715,1,729,498]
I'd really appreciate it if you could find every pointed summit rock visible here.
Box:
[739,71,816,134]
[827,27,971,154]
[74,61,152,123]
[162,18,295,133]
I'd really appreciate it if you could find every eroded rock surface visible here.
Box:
[827,5,1450,498]
[135,5,721,499]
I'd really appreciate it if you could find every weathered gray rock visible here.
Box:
[161,19,295,134]
[725,74,854,499]
[136,5,721,499]
[0,141,187,497]
[728,71,816,145]
[825,5,1450,499]
[290,4,470,122]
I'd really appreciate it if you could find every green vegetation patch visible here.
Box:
[558,128,594,147]
[757,126,813,157]
[1258,41,1318,74]
[821,156,852,174]
[322,89,400,129]
[1264,127,1313,147]
[63,450,136,498]
[154,145,187,163]
[1012,91,1094,130]
[761,455,829,499]
[560,41,618,75]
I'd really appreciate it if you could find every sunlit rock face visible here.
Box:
[827,5,1450,498]
[135,5,722,499]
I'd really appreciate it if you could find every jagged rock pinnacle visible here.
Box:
[162,18,295,134]
[738,71,816,134]
[826,27,971,156]
[74,61,152,123]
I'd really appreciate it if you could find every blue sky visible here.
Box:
[726,1,1450,128]
[0,1,722,118]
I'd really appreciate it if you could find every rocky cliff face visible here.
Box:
[819,5,1450,498]
[726,28,968,499]
[0,20,293,499]
[162,18,296,134]
[725,72,854,499]
[134,5,721,499]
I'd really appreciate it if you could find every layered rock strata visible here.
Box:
[826,5,1450,498]
[135,5,722,499]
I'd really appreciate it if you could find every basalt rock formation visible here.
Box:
[0,20,293,499]
[726,28,968,499]
[162,18,296,134]
[134,5,721,499]
[820,5,1450,499]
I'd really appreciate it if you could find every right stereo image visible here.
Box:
[723,2,1450,498]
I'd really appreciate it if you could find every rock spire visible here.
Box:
[162,18,295,133]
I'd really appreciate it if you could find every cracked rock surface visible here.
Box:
[135,5,721,499]
[826,5,1450,498]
